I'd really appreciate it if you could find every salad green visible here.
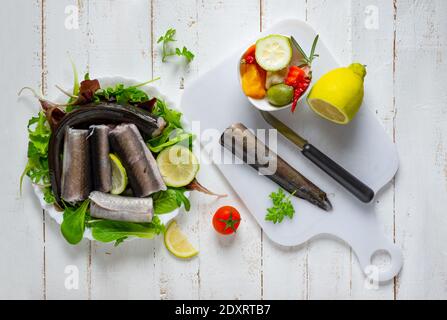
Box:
[90,216,165,247]
[61,200,90,245]
[20,111,54,204]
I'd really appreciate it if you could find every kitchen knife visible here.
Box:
[260,111,375,203]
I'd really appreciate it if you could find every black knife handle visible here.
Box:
[302,144,375,203]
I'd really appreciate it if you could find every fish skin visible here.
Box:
[220,123,332,211]
[61,128,92,203]
[89,125,112,193]
[89,191,153,223]
[109,123,167,197]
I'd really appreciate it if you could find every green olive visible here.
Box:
[267,84,294,107]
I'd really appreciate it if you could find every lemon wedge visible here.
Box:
[109,154,128,195]
[164,221,198,259]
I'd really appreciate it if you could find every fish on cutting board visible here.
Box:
[220,123,332,211]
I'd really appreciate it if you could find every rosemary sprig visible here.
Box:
[291,35,320,67]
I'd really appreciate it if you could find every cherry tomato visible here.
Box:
[213,206,241,235]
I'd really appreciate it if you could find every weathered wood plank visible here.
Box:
[349,0,396,300]
[43,0,91,299]
[152,0,200,300]
[86,0,158,300]
[260,0,309,300]
[194,0,263,299]
[394,0,447,300]
[306,0,353,300]
[0,0,45,300]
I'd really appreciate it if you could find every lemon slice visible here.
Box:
[156,145,199,187]
[164,221,198,259]
[255,35,292,72]
[109,154,128,195]
[307,63,366,125]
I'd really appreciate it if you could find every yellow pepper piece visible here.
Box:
[241,63,266,99]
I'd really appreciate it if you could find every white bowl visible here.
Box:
[237,35,311,112]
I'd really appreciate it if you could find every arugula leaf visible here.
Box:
[90,216,165,246]
[151,99,183,128]
[157,28,195,63]
[43,187,56,204]
[175,46,195,63]
[61,200,90,245]
[265,189,296,224]
[147,125,193,153]
[153,188,190,214]
[21,112,52,193]
[95,84,149,105]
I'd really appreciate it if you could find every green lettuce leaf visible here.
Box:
[153,188,190,214]
[90,216,165,246]
[61,200,90,245]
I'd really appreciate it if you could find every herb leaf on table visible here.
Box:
[157,28,195,63]
[265,188,296,224]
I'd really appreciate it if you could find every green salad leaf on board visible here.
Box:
[265,188,296,224]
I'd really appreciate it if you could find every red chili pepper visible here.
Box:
[243,45,256,64]
[285,66,311,112]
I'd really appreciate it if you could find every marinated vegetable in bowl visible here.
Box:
[239,34,319,112]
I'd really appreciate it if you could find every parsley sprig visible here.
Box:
[265,189,296,224]
[157,28,195,63]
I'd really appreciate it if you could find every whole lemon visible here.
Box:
[307,63,366,125]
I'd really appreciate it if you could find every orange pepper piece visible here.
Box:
[240,63,266,99]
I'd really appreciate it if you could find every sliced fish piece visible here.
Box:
[61,128,91,202]
[89,125,112,193]
[109,123,167,197]
[89,191,153,223]
[220,123,332,211]
[48,103,166,207]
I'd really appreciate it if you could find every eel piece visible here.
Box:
[48,103,166,206]
[89,125,112,193]
[61,128,91,203]
[220,123,332,211]
[109,123,167,197]
[89,191,153,223]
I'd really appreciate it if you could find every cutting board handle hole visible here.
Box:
[370,249,392,272]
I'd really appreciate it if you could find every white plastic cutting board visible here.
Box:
[181,19,402,281]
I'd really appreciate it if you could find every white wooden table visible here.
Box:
[2,0,446,300]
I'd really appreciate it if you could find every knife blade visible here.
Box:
[260,111,375,203]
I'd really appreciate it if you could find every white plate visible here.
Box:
[33,76,187,241]
[181,19,402,282]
